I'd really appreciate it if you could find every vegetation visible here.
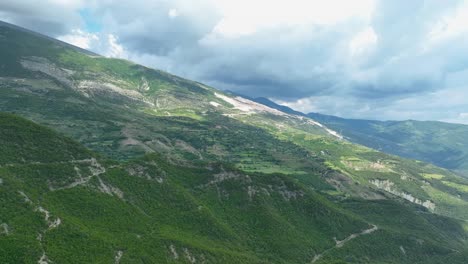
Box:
[308,112,468,176]
[1,20,468,263]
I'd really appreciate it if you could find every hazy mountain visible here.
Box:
[244,96,468,177]
[308,112,468,177]
[1,21,468,263]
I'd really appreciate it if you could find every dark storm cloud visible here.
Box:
[0,1,83,36]
[149,23,360,100]
[108,0,464,103]
[1,0,468,122]
[92,0,221,56]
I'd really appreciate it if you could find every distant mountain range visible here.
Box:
[246,97,468,177]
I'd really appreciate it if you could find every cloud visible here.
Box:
[57,30,125,58]
[91,0,221,55]
[349,26,378,57]
[168,9,179,19]
[58,29,98,50]
[1,0,468,123]
[280,79,468,124]
[0,0,85,35]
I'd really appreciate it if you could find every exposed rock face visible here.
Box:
[276,183,304,201]
[38,252,50,264]
[97,177,124,199]
[183,248,196,264]
[126,163,165,183]
[20,56,74,88]
[175,140,202,159]
[20,56,154,106]
[169,244,179,259]
[210,101,221,107]
[214,93,343,139]
[208,171,251,185]
[168,245,201,263]
[302,117,343,140]
[370,179,436,210]
[77,80,149,104]
[214,92,286,116]
[114,250,123,264]
[18,191,32,204]
[0,223,9,235]
[36,206,61,230]
[138,77,150,92]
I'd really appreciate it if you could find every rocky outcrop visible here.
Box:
[370,179,436,210]
[20,56,74,88]
[0,223,9,235]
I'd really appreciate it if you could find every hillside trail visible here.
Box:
[311,224,378,263]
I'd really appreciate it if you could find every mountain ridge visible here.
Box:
[1,20,468,263]
[307,112,468,176]
[243,96,468,176]
[0,20,99,56]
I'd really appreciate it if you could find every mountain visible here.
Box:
[252,97,306,116]
[226,92,307,117]
[308,112,468,176]
[1,20,468,263]
[0,112,372,263]
[245,95,468,177]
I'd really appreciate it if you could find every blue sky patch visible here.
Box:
[79,9,102,33]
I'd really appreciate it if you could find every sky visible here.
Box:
[1,0,468,123]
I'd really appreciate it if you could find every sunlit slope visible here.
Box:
[1,113,467,263]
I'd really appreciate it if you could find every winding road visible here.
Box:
[311,224,378,263]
